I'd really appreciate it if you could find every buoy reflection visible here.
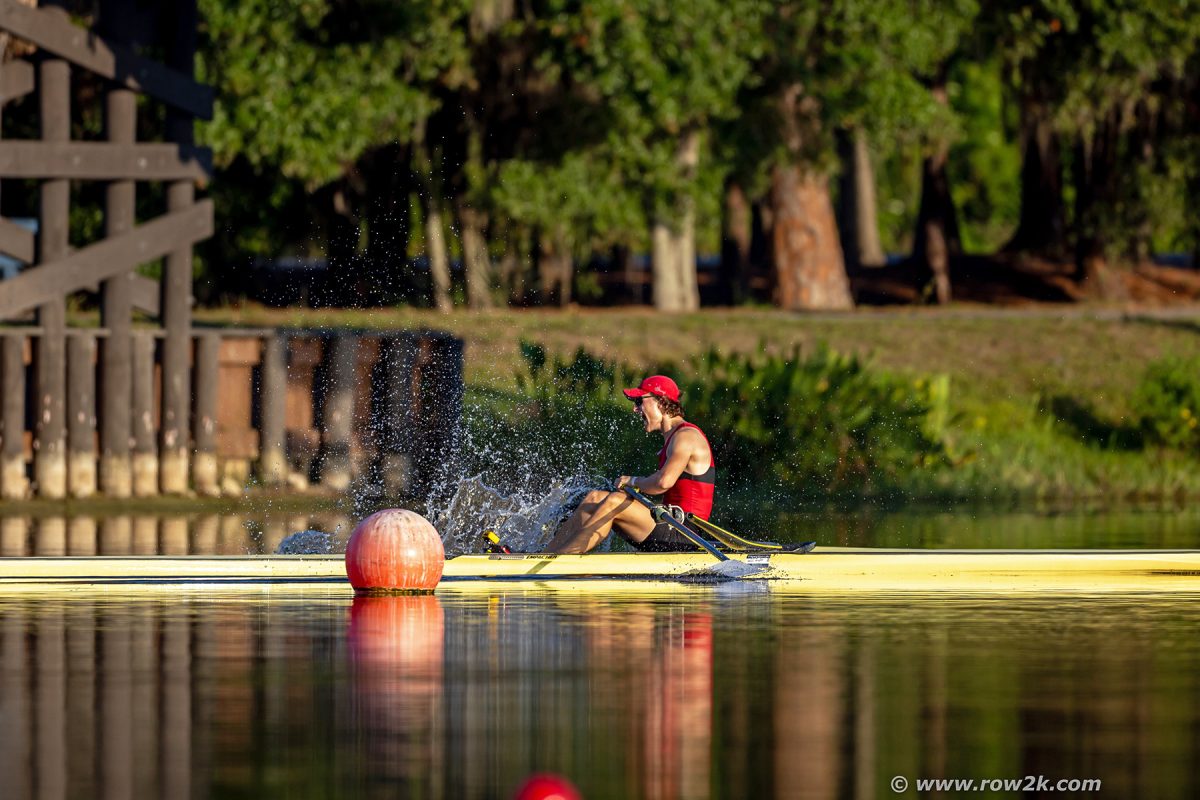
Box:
[347,594,445,794]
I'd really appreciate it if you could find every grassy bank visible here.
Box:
[200,304,1200,505]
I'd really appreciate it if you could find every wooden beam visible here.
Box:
[34,54,70,500]
[129,275,160,316]
[0,59,33,104]
[0,217,34,263]
[79,274,162,317]
[0,200,212,319]
[0,142,211,182]
[257,333,286,486]
[0,0,213,119]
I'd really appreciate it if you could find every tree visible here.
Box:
[545,0,767,311]
[983,0,1200,293]
[197,0,469,303]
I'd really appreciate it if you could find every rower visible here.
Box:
[546,375,716,554]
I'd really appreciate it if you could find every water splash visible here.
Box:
[431,474,602,556]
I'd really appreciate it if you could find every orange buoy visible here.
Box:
[345,509,445,592]
[513,774,583,800]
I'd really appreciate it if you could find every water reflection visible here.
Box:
[0,512,354,556]
[1,588,1197,799]
[4,505,1200,557]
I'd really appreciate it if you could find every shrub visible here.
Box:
[667,346,948,494]
[1133,356,1200,452]
[493,341,949,496]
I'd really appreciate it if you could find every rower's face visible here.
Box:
[634,396,662,430]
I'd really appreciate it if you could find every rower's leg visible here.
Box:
[546,490,654,554]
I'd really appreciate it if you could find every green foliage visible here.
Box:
[500,342,949,496]
[187,0,1200,292]
[198,0,465,187]
[947,59,1021,252]
[670,347,949,493]
[504,341,648,479]
[1133,357,1200,452]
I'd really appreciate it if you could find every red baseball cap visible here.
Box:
[622,375,680,403]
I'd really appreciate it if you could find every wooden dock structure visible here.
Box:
[0,2,463,498]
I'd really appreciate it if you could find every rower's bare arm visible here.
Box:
[633,431,698,494]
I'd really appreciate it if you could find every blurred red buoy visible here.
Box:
[513,774,582,800]
[345,509,444,592]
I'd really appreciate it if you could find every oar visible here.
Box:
[689,516,816,554]
[621,486,765,578]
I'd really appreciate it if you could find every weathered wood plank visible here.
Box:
[159,185,195,495]
[0,334,28,499]
[0,200,212,319]
[99,76,135,497]
[0,141,211,182]
[130,333,157,496]
[0,217,34,263]
[66,333,97,498]
[192,332,219,496]
[160,0,199,495]
[317,334,356,491]
[258,334,286,485]
[0,59,33,104]
[0,0,213,119]
[80,274,160,317]
[34,56,70,500]
[129,275,160,316]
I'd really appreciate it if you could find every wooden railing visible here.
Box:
[0,327,463,498]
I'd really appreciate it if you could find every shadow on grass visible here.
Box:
[1125,315,1200,337]
[1045,395,1144,451]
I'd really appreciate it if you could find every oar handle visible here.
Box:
[621,485,729,562]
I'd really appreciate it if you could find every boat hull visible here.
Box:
[0,548,1198,593]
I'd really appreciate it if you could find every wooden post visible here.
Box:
[192,332,220,496]
[0,334,28,499]
[66,333,97,498]
[418,334,464,494]
[131,333,158,496]
[98,0,137,498]
[159,0,199,494]
[67,516,98,555]
[318,334,356,491]
[98,516,132,555]
[34,50,70,498]
[377,333,417,496]
[258,333,287,486]
[0,516,29,557]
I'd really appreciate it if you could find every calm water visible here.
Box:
[1,508,1199,799]
[3,505,1200,556]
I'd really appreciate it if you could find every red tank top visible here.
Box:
[656,422,716,520]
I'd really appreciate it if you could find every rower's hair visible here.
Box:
[655,396,684,419]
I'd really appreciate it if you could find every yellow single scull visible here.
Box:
[0,548,1198,593]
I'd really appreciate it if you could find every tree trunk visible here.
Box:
[457,202,494,309]
[423,198,453,312]
[651,220,683,310]
[912,81,959,305]
[1004,103,1066,256]
[720,179,751,305]
[769,163,854,310]
[1072,118,1127,299]
[414,136,452,312]
[498,239,525,306]
[537,230,572,306]
[651,130,701,312]
[836,128,885,268]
